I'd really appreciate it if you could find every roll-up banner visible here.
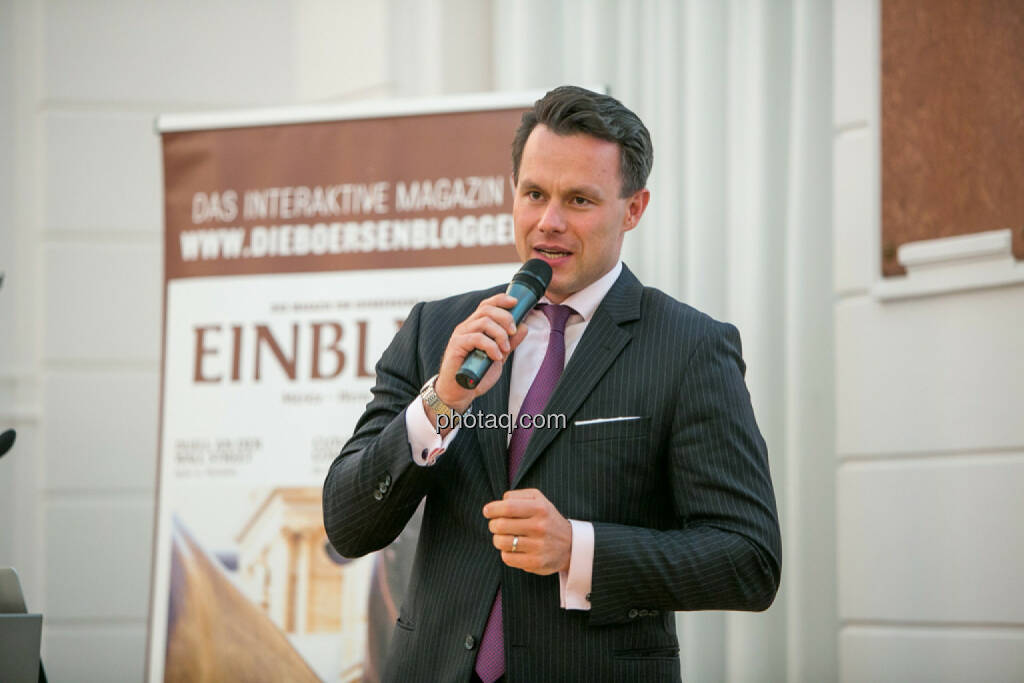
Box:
[148,93,538,682]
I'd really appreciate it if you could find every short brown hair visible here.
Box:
[511,85,653,197]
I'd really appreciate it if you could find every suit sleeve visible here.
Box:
[588,321,782,626]
[322,301,439,558]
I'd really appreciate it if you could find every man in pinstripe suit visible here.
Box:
[324,86,781,682]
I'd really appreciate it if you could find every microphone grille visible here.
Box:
[512,259,553,297]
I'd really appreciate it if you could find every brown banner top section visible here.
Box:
[882,0,1024,276]
[163,107,526,279]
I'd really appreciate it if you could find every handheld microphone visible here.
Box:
[0,429,15,458]
[455,259,553,389]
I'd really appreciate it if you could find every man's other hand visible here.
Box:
[483,489,572,575]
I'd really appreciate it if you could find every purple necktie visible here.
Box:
[474,303,575,683]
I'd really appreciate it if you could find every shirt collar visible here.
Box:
[539,260,622,323]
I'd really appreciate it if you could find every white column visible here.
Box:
[492,0,565,90]
[388,0,493,97]
[723,1,790,680]
[681,0,730,319]
[293,0,392,101]
[783,1,836,680]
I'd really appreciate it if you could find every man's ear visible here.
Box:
[623,188,651,232]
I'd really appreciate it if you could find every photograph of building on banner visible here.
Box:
[148,100,530,682]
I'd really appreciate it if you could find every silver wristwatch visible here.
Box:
[419,374,460,421]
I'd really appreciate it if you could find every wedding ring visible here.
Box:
[511,535,519,552]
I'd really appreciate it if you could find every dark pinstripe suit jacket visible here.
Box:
[323,265,781,682]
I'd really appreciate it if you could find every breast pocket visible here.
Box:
[571,416,650,443]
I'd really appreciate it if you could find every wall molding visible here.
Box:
[873,229,1024,301]
[0,367,41,422]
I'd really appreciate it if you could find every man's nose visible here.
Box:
[538,201,566,233]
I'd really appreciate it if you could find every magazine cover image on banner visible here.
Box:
[148,97,533,682]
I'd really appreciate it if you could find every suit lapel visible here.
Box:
[510,266,643,489]
[474,355,513,498]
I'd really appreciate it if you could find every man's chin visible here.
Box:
[544,279,574,304]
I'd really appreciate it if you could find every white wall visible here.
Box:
[832,0,1024,681]
[6,0,1012,679]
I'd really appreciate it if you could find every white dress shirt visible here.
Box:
[405,261,624,611]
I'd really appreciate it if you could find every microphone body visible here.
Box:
[455,260,552,389]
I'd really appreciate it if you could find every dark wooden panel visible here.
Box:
[882,0,1024,276]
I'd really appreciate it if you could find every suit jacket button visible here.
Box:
[464,635,476,650]
[384,473,392,486]
[628,609,638,619]
[373,490,384,501]
[378,481,389,493]
[585,593,592,602]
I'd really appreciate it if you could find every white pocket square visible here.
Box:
[574,416,644,426]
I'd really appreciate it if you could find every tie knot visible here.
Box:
[537,303,575,334]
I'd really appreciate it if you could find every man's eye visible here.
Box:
[571,196,591,206]
[527,191,543,200]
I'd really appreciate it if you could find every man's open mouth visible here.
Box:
[535,248,571,258]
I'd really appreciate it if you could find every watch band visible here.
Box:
[420,374,460,421]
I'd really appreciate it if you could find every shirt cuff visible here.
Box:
[559,519,594,610]
[405,396,460,466]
